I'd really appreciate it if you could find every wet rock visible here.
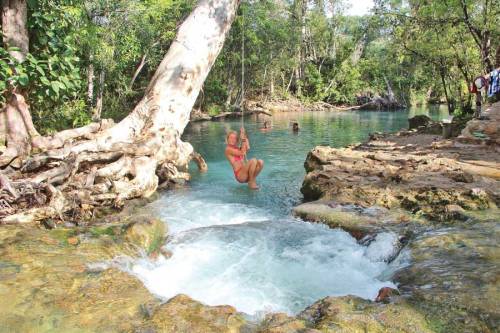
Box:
[140,301,157,319]
[298,295,432,332]
[190,109,212,122]
[375,287,400,303]
[67,236,79,246]
[258,313,307,333]
[449,171,474,183]
[160,248,173,259]
[293,201,419,239]
[0,225,250,333]
[409,115,432,130]
[394,220,500,332]
[293,201,378,237]
[444,204,468,221]
[125,217,167,255]
[149,294,246,333]
[42,218,56,229]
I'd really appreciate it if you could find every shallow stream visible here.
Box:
[123,107,448,316]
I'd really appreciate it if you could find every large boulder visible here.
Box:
[459,101,500,144]
[299,296,432,333]
[408,115,432,130]
[148,294,246,333]
[292,201,417,239]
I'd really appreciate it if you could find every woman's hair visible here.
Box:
[226,130,238,144]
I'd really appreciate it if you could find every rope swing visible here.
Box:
[238,5,248,162]
[240,5,245,130]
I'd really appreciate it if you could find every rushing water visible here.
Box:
[123,107,448,316]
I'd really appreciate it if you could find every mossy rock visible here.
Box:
[149,294,246,333]
[298,296,433,333]
[124,217,167,255]
[293,202,376,236]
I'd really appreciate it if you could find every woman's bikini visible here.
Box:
[228,144,245,182]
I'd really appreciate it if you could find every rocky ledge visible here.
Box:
[300,103,500,224]
[292,101,500,333]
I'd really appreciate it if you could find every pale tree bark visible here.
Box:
[87,54,95,110]
[93,70,105,121]
[383,75,396,104]
[129,54,147,90]
[351,34,366,65]
[270,70,275,97]
[1,0,238,224]
[292,0,307,95]
[1,0,29,62]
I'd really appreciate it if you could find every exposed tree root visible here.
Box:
[0,0,239,226]
[191,152,208,172]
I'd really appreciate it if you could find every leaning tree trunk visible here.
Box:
[0,0,240,224]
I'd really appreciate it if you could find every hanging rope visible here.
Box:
[240,5,245,130]
[239,6,248,162]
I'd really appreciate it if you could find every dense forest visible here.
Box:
[1,0,499,135]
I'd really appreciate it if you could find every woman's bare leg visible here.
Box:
[247,159,259,189]
[254,159,264,178]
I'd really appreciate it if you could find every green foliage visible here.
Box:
[1,0,194,133]
[2,0,497,135]
[207,104,223,117]
[0,0,85,133]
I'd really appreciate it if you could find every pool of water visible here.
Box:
[122,108,446,316]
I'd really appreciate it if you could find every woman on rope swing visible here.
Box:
[225,127,264,190]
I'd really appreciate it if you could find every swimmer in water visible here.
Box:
[260,120,272,131]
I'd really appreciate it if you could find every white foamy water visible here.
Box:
[149,191,270,234]
[123,193,400,316]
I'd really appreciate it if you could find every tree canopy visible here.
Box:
[1,0,499,135]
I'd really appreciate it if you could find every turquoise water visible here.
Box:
[125,109,445,316]
[182,108,446,215]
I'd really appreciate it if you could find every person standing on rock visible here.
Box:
[225,127,264,189]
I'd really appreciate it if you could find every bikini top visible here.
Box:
[228,144,244,162]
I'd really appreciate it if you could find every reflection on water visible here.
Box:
[407,104,450,121]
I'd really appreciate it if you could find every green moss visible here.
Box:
[88,226,120,238]
[146,223,165,255]
[49,229,77,245]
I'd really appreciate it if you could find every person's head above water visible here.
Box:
[226,131,238,146]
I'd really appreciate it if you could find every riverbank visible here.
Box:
[190,97,409,122]
[295,101,500,332]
